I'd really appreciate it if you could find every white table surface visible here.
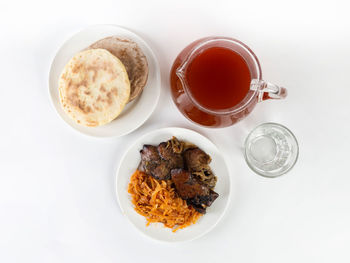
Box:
[1,0,350,262]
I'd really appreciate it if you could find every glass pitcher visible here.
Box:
[170,37,287,128]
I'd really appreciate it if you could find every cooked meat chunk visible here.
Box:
[158,142,173,160]
[171,169,219,214]
[140,140,184,181]
[183,148,211,172]
[152,161,170,180]
[183,147,217,189]
[158,142,184,168]
[171,169,208,198]
[140,145,159,175]
[140,145,170,180]
[140,145,159,163]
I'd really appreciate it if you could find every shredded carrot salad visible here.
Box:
[128,170,202,232]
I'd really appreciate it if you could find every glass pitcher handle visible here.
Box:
[250,79,287,102]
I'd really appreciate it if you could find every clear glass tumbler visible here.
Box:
[244,123,299,178]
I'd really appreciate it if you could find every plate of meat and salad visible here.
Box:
[116,127,232,242]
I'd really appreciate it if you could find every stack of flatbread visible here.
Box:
[59,37,148,127]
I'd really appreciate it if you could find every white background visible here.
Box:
[1,0,350,262]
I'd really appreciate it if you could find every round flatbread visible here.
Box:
[58,49,130,127]
[89,36,148,102]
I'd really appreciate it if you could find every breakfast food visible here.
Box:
[128,170,202,232]
[89,36,148,102]
[59,49,130,127]
[128,137,219,232]
[58,35,149,127]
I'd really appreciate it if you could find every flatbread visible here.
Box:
[59,49,130,127]
[89,36,148,102]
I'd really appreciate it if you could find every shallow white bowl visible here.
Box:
[48,25,161,138]
[116,127,232,242]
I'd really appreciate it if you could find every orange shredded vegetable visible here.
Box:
[128,170,202,232]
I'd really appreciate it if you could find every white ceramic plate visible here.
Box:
[48,25,161,138]
[116,127,232,242]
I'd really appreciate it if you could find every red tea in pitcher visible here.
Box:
[185,47,251,111]
[170,37,286,128]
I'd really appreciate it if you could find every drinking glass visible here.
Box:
[244,123,299,177]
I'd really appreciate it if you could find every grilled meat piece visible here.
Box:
[140,145,170,180]
[183,147,217,189]
[140,140,184,180]
[183,148,211,172]
[140,145,159,164]
[171,169,208,198]
[171,169,219,214]
[158,142,184,168]
[152,161,170,180]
